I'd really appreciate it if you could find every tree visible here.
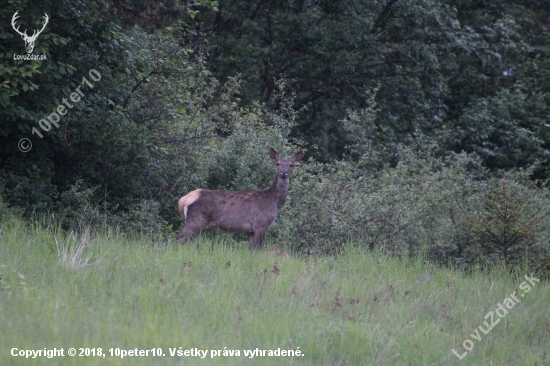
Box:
[190,0,550,174]
[446,0,550,177]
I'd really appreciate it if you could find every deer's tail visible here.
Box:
[178,189,202,219]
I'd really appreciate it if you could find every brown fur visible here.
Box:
[177,148,302,250]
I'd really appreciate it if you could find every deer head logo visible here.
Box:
[11,11,49,54]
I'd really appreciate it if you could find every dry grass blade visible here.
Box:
[55,229,106,270]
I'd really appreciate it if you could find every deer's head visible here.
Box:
[270,148,303,179]
[12,11,49,54]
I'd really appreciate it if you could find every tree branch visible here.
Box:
[370,0,402,35]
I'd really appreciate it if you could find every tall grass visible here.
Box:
[0,216,549,365]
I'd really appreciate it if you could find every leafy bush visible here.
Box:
[54,180,103,228]
[278,142,550,275]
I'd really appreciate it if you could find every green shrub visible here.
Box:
[272,101,550,275]
[469,174,550,272]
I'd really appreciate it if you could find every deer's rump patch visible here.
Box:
[178,189,203,218]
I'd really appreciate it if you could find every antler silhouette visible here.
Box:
[11,11,49,53]
[11,11,27,38]
[32,13,49,40]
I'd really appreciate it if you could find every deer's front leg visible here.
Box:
[249,231,266,251]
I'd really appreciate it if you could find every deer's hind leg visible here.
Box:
[177,218,205,244]
[176,225,202,243]
[177,208,209,244]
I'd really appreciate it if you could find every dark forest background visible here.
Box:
[1,0,550,271]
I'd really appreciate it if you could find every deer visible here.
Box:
[11,11,49,54]
[177,148,302,250]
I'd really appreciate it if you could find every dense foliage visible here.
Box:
[195,0,550,169]
[1,0,549,274]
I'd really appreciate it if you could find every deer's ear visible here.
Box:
[269,148,279,162]
[292,151,303,164]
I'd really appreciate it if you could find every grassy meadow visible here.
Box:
[0,216,549,366]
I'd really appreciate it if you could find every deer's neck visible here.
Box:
[269,174,290,210]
